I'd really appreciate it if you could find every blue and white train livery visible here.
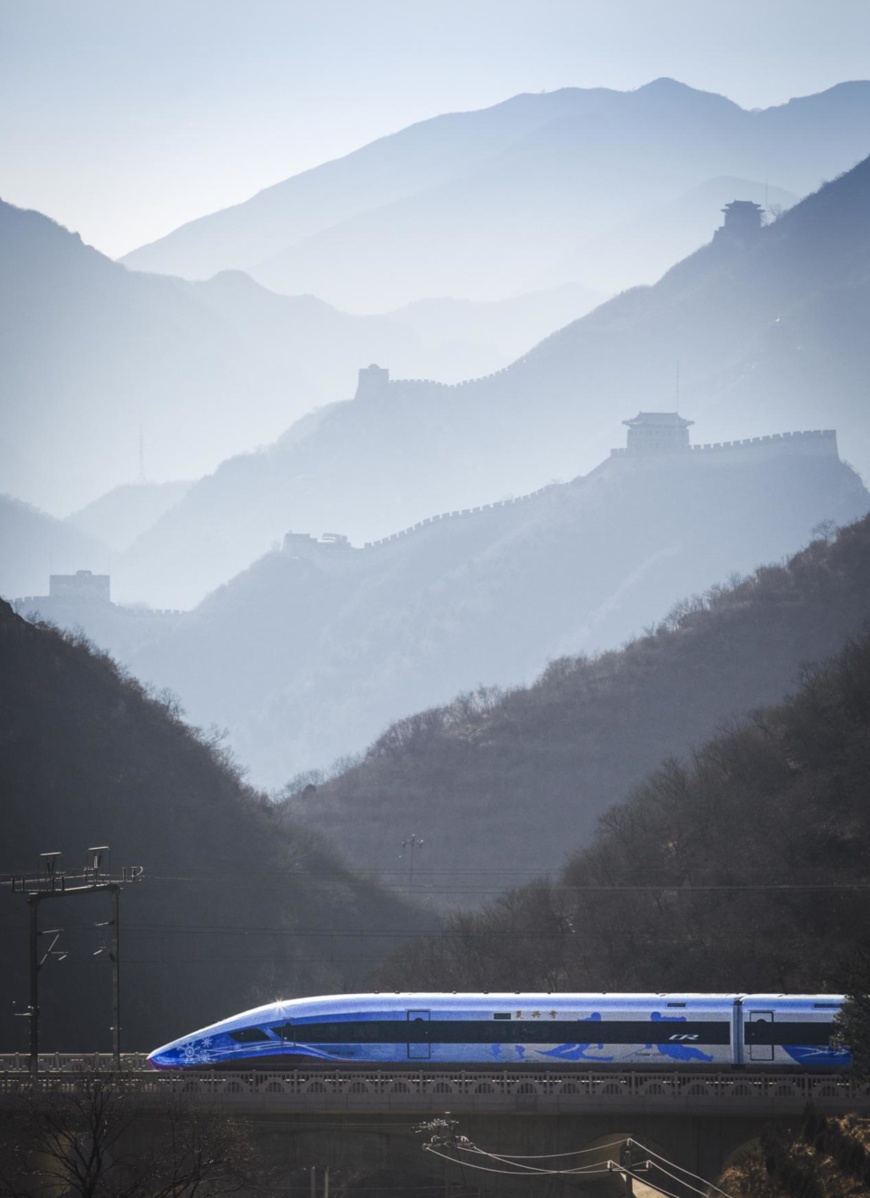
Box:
[147,992,850,1071]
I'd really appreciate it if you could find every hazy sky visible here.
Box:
[2,0,869,258]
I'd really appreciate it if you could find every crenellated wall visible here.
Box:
[284,427,841,557]
[362,483,560,549]
[689,428,837,459]
[607,428,837,461]
[354,361,533,400]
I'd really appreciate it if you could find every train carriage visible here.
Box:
[147,991,851,1072]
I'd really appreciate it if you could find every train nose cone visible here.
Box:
[146,1044,183,1069]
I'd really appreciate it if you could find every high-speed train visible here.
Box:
[147,992,850,1071]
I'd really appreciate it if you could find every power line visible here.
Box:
[423,1143,612,1177]
[423,1131,734,1198]
[627,1140,734,1198]
[139,872,870,889]
[457,1136,643,1161]
[637,1160,719,1198]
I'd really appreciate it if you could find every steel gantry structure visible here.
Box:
[4,847,143,1078]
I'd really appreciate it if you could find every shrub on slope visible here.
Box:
[376,623,870,993]
[719,1108,870,1197]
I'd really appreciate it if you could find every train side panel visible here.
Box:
[738,995,848,1069]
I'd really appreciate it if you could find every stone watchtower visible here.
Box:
[713,200,764,245]
[623,412,694,453]
[48,569,111,603]
[354,364,390,400]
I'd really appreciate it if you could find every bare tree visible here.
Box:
[0,1071,266,1198]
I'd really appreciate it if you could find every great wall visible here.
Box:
[282,382,839,556]
[12,364,842,611]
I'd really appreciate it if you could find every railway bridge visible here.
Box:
[4,1057,870,1196]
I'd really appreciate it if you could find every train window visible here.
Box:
[228,1027,270,1043]
[666,1002,687,1008]
[493,1013,512,1020]
[813,1003,839,1009]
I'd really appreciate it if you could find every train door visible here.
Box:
[748,1010,775,1062]
[407,1009,431,1060]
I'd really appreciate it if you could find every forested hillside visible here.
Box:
[0,601,430,1053]
[375,618,870,994]
[286,515,870,906]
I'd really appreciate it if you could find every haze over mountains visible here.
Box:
[66,481,194,553]
[105,149,870,609]
[121,80,870,310]
[0,494,110,600]
[288,514,870,907]
[3,79,869,525]
[0,200,607,517]
[19,429,868,795]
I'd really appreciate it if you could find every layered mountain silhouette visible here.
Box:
[3,202,601,517]
[553,174,795,292]
[114,152,870,609]
[66,481,193,553]
[122,80,870,309]
[374,593,870,990]
[0,494,110,600]
[34,426,868,798]
[287,514,870,907]
[0,201,316,513]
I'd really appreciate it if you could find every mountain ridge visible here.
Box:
[30,423,867,805]
[287,512,870,910]
[121,80,870,310]
[2,198,603,518]
[374,608,870,992]
[112,152,870,609]
[119,85,624,279]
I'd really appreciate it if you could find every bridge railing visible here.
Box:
[0,1053,150,1073]
[1,1062,868,1114]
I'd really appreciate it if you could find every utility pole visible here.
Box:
[615,1139,651,1196]
[6,848,143,1079]
[401,834,424,893]
[621,1147,633,1196]
[112,884,121,1067]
